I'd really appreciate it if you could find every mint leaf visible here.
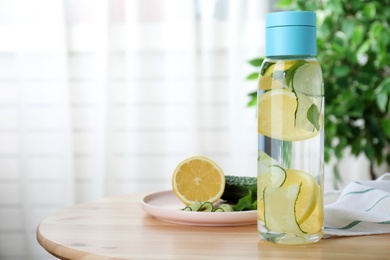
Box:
[246,72,259,80]
[248,58,264,67]
[307,104,321,131]
[233,188,257,211]
[260,62,273,76]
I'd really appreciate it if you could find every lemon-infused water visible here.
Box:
[257,58,324,244]
[257,11,324,245]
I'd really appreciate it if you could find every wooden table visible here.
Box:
[37,192,390,260]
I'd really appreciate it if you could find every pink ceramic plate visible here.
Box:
[141,190,257,226]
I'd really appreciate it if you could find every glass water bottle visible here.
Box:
[257,11,324,244]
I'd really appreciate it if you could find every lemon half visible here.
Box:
[172,156,225,205]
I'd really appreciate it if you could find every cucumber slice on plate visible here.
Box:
[182,201,202,211]
[214,204,233,212]
[199,202,214,212]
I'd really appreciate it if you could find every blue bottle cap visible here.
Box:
[265,11,317,57]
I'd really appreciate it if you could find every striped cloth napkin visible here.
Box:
[324,173,390,237]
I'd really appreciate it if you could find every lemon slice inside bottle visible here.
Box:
[259,60,295,90]
[282,169,319,224]
[261,169,322,234]
[257,89,320,141]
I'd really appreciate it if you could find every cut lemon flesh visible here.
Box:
[298,192,323,234]
[282,169,318,224]
[257,89,320,141]
[259,169,322,234]
[259,74,278,90]
[172,156,225,205]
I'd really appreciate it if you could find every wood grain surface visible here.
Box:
[37,192,390,260]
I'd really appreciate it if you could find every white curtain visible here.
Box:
[0,0,268,259]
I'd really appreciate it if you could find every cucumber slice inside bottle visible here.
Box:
[263,184,305,235]
[293,62,323,97]
[260,169,322,235]
[258,151,287,189]
[292,62,323,133]
[257,151,287,222]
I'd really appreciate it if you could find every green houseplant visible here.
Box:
[247,0,390,184]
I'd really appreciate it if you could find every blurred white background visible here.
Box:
[0,0,269,259]
[0,0,376,259]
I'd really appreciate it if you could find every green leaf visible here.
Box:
[357,39,371,56]
[332,42,345,58]
[375,77,390,112]
[364,142,375,161]
[333,31,348,47]
[307,104,321,131]
[260,62,273,76]
[324,149,330,162]
[376,90,388,113]
[247,91,257,107]
[277,0,293,7]
[326,0,344,14]
[362,3,376,19]
[334,143,344,159]
[338,137,348,150]
[351,136,362,155]
[234,189,257,211]
[351,0,364,11]
[381,119,390,139]
[326,122,337,139]
[369,21,383,40]
[248,58,264,67]
[341,18,355,38]
[351,25,365,49]
[246,72,259,80]
[333,65,351,77]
